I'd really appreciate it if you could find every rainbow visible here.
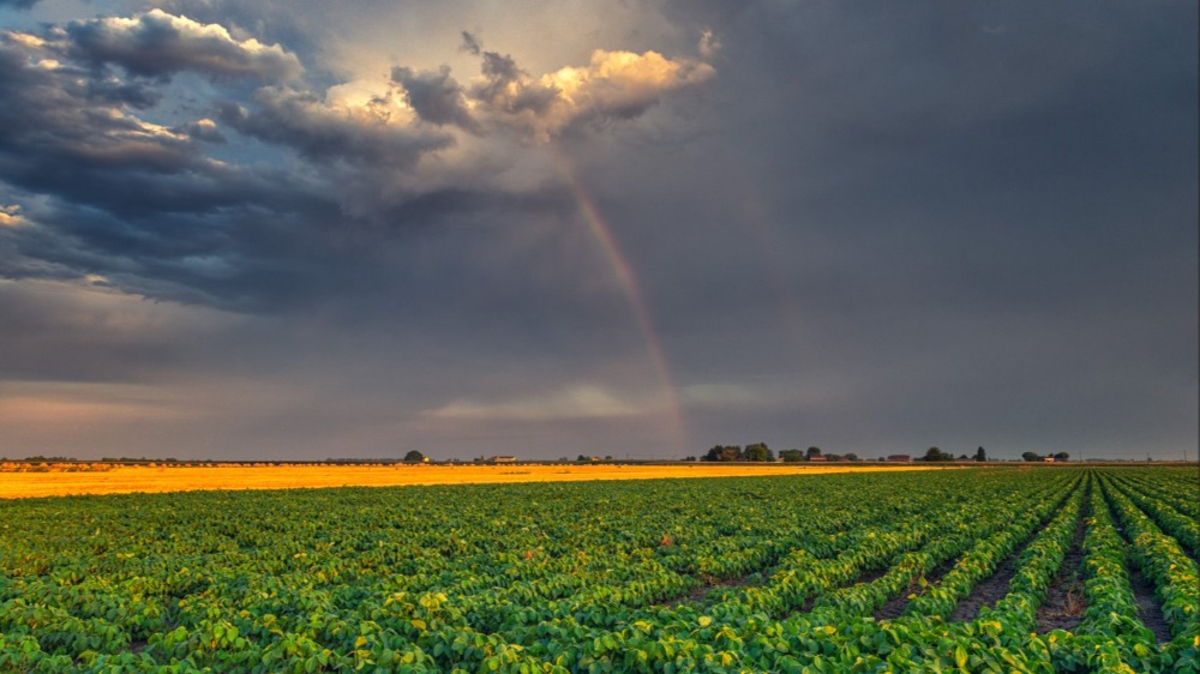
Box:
[553,155,689,456]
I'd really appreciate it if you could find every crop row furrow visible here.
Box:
[1105,473,1199,559]
[806,474,1079,621]
[1099,474,1199,642]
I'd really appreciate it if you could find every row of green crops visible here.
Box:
[1,466,1196,673]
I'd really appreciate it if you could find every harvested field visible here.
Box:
[0,462,939,499]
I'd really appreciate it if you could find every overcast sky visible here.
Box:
[0,0,1195,461]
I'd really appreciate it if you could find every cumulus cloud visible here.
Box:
[0,34,199,175]
[65,9,303,82]
[397,32,717,141]
[391,66,477,130]
[462,44,716,141]
[218,85,454,169]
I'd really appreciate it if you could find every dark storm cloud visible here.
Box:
[84,76,163,109]
[0,38,305,221]
[391,65,477,130]
[0,0,39,8]
[65,9,303,82]
[0,16,463,311]
[580,0,1197,458]
[0,36,197,179]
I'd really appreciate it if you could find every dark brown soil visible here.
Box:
[795,564,892,614]
[854,564,892,586]
[656,572,763,608]
[1128,565,1173,644]
[949,523,1050,622]
[1036,510,1088,633]
[875,557,956,620]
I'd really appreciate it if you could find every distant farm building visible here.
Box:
[1043,456,1055,463]
[887,454,912,463]
[808,455,827,462]
[487,455,517,463]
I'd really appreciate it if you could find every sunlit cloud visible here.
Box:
[461,42,716,141]
[0,204,25,228]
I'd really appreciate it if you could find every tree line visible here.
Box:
[695,444,861,462]
[696,445,1071,463]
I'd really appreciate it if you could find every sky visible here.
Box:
[0,0,1195,462]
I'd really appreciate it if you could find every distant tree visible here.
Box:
[921,447,953,462]
[558,457,569,462]
[682,455,697,462]
[604,455,613,461]
[1021,452,1041,462]
[403,450,425,463]
[743,443,774,462]
[779,449,804,462]
[577,455,589,462]
[805,447,822,460]
[843,453,859,462]
[975,447,987,462]
[703,445,743,462]
[957,454,969,461]
[1053,452,1069,462]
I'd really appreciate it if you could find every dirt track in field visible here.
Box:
[0,463,941,499]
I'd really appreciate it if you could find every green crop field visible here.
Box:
[1,468,1197,673]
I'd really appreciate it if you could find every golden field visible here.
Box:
[0,462,940,499]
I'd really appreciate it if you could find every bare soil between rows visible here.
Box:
[948,523,1046,622]
[1034,506,1088,633]
[875,557,957,620]
[1128,564,1173,644]
[795,563,892,614]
